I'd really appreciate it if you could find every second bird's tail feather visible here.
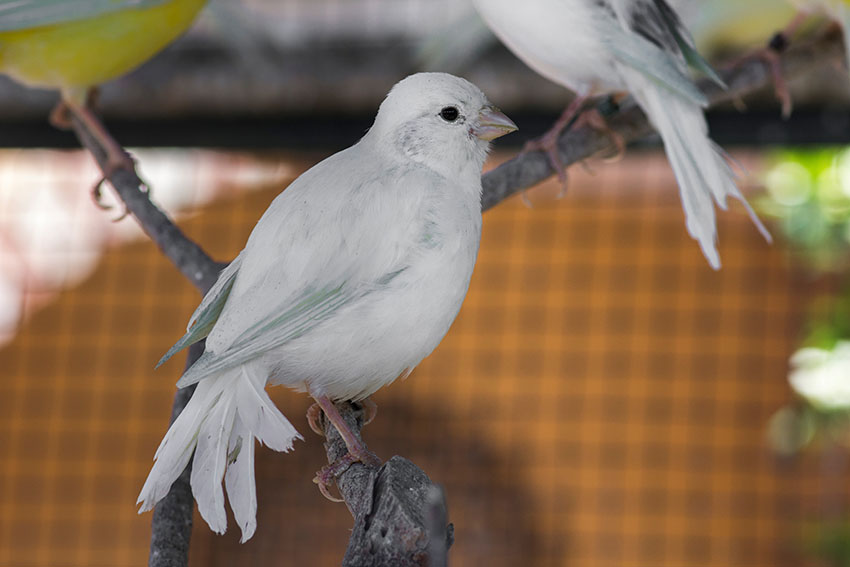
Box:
[137,365,301,542]
[625,69,770,269]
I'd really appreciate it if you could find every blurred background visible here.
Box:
[3,0,850,566]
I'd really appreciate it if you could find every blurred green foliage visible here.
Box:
[760,148,850,272]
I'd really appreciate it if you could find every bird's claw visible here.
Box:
[313,448,381,503]
[576,108,626,163]
[308,398,377,436]
[726,35,793,119]
[519,97,624,207]
[91,178,132,223]
[356,398,378,427]
[306,403,325,436]
[763,43,793,120]
[48,101,73,130]
[308,396,381,501]
[521,131,569,205]
[313,454,354,502]
[90,151,142,222]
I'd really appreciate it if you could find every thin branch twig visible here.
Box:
[66,28,843,567]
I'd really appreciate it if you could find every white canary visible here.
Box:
[137,72,517,541]
[472,0,771,269]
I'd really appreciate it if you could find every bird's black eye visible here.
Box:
[439,106,460,122]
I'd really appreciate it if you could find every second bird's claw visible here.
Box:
[577,108,626,163]
[522,133,569,203]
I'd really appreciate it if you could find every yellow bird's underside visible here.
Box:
[0,0,206,103]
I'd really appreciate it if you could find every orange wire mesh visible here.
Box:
[0,150,833,567]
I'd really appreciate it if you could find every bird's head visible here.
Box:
[369,72,517,178]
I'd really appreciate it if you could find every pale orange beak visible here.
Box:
[472,106,518,141]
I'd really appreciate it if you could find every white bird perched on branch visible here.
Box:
[471,0,771,269]
[137,72,517,541]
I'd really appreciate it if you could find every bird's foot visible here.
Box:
[306,402,325,436]
[307,397,377,436]
[358,398,378,427]
[48,100,73,130]
[92,151,140,221]
[575,107,626,163]
[763,35,793,119]
[313,445,381,503]
[519,93,623,206]
[727,27,797,119]
[55,92,144,220]
[522,127,570,203]
[519,94,589,201]
[309,395,382,502]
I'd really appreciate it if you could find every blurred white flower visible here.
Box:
[789,341,850,410]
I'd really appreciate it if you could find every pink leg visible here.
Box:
[575,108,626,163]
[521,93,628,205]
[522,94,589,194]
[307,397,377,436]
[310,396,381,502]
[62,97,135,173]
[56,94,139,218]
[730,11,808,119]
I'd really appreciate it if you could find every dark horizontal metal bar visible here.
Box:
[0,108,847,151]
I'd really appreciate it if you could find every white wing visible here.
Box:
[175,142,437,385]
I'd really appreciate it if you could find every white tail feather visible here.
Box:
[225,415,257,542]
[190,392,236,534]
[622,67,770,269]
[137,367,301,541]
[234,366,301,451]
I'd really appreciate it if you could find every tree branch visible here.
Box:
[315,402,453,566]
[146,346,202,567]
[481,28,845,210]
[68,114,221,293]
[65,27,842,567]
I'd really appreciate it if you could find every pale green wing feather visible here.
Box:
[0,0,169,31]
[156,253,243,368]
[175,283,365,388]
[649,0,726,88]
[602,21,708,107]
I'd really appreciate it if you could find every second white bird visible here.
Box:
[472,0,771,268]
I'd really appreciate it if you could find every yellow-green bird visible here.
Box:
[0,0,207,171]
